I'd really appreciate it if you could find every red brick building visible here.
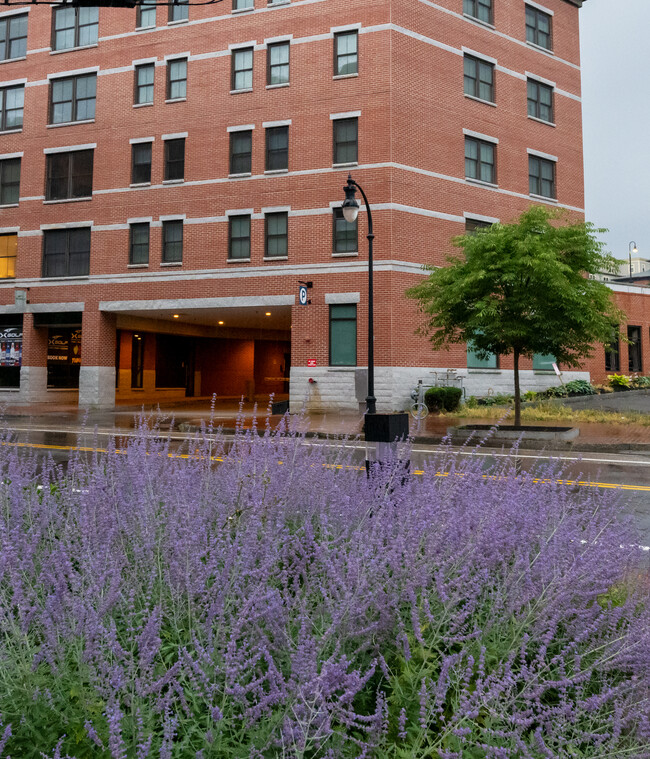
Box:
[0,0,645,410]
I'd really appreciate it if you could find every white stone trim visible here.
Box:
[262,119,291,128]
[330,110,361,120]
[0,151,23,160]
[525,0,554,16]
[228,40,256,50]
[262,205,291,213]
[47,66,99,80]
[127,217,153,224]
[464,212,500,224]
[41,221,93,230]
[159,214,186,222]
[0,226,19,234]
[527,148,558,162]
[525,71,556,88]
[325,292,361,304]
[463,129,498,144]
[330,23,362,34]
[0,7,29,18]
[29,302,85,312]
[461,46,497,65]
[263,34,293,45]
[162,132,188,140]
[164,52,190,61]
[132,57,157,66]
[226,208,255,216]
[43,143,96,154]
[129,137,155,144]
[100,295,296,311]
[227,124,255,132]
[0,77,27,88]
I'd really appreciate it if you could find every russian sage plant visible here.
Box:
[0,415,648,758]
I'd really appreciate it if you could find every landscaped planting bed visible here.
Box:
[0,418,649,757]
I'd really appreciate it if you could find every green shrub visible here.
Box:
[608,373,631,389]
[631,375,650,389]
[477,393,513,407]
[543,385,568,398]
[564,379,597,396]
[424,386,463,412]
[523,390,539,402]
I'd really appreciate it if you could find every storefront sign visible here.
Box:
[0,326,22,367]
[47,328,82,365]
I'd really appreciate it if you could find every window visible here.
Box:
[334,31,358,76]
[164,138,185,181]
[265,212,288,258]
[232,47,253,91]
[0,234,16,278]
[467,340,497,369]
[628,326,642,373]
[233,0,254,8]
[463,55,494,102]
[135,64,154,105]
[333,117,358,165]
[465,136,495,184]
[0,14,27,61]
[529,155,556,198]
[50,73,96,124]
[330,304,356,366]
[136,0,156,28]
[527,79,553,122]
[131,142,152,184]
[525,5,552,50]
[162,220,183,263]
[604,328,619,372]
[463,0,492,25]
[166,58,187,100]
[46,150,93,201]
[229,130,252,174]
[129,222,149,265]
[0,157,20,205]
[52,6,98,51]
[265,126,288,171]
[42,228,90,278]
[333,208,357,254]
[0,85,24,132]
[168,0,189,23]
[465,218,492,233]
[228,215,251,260]
[533,353,555,371]
[267,41,289,85]
[131,333,144,388]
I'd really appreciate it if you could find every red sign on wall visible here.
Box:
[307,359,317,367]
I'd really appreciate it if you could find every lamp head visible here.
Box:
[630,241,638,254]
[342,175,360,223]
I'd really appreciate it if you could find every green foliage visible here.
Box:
[564,379,597,396]
[478,393,513,406]
[631,375,650,389]
[608,373,631,388]
[424,386,462,412]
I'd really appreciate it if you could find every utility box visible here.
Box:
[364,412,409,443]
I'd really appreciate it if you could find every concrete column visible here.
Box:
[79,309,116,409]
[20,312,48,403]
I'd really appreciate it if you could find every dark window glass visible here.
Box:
[46,150,93,201]
[334,31,358,76]
[529,155,556,198]
[233,0,254,8]
[333,117,358,165]
[0,233,17,278]
[229,215,251,260]
[0,157,20,205]
[164,138,185,181]
[265,126,288,171]
[465,137,495,184]
[135,63,154,105]
[329,304,356,366]
[605,328,620,372]
[52,6,98,51]
[0,14,27,61]
[166,58,187,100]
[463,55,494,102]
[0,85,24,131]
[229,130,252,174]
[232,47,253,91]
[136,0,156,28]
[267,41,289,85]
[50,74,96,124]
[162,220,183,263]
[628,325,643,373]
[129,223,149,265]
[527,79,554,122]
[333,208,357,254]
[525,5,552,50]
[168,0,189,22]
[131,143,152,184]
[465,218,492,234]
[43,228,90,278]
[463,0,492,24]
[131,333,144,388]
[265,212,288,258]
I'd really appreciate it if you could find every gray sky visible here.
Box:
[580,0,650,261]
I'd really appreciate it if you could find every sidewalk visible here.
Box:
[0,398,649,453]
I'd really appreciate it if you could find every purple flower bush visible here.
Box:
[0,416,649,758]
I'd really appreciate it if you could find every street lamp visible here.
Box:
[629,241,638,279]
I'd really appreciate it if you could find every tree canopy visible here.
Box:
[406,206,625,425]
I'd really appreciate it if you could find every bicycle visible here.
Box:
[410,379,429,420]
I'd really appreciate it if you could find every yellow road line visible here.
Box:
[1,440,648,493]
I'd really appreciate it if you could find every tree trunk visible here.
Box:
[513,348,521,427]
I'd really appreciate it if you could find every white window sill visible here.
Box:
[160,261,183,266]
[43,197,92,204]
[133,102,154,109]
[47,119,95,129]
[130,182,151,188]
[530,193,557,203]
[332,162,358,169]
[333,72,359,80]
[42,275,89,282]
[264,169,288,175]
[0,388,19,392]
[50,43,98,55]
[230,88,253,95]
[165,98,186,104]
[263,256,288,261]
[0,203,18,209]
[167,19,189,26]
[464,93,496,107]
[527,115,555,127]
[0,56,26,65]
[0,129,22,135]
[162,179,184,185]
[266,82,290,89]
[332,251,358,258]
[527,41,554,55]
[127,263,149,268]
[268,0,290,5]
[135,25,156,31]
[232,6,255,13]
[462,13,495,29]
[227,258,250,263]
[468,368,501,374]
[466,177,498,188]
[533,370,555,375]
[229,172,251,179]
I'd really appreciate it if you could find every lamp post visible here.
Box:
[629,241,638,279]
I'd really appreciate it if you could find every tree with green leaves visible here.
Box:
[406,206,625,426]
